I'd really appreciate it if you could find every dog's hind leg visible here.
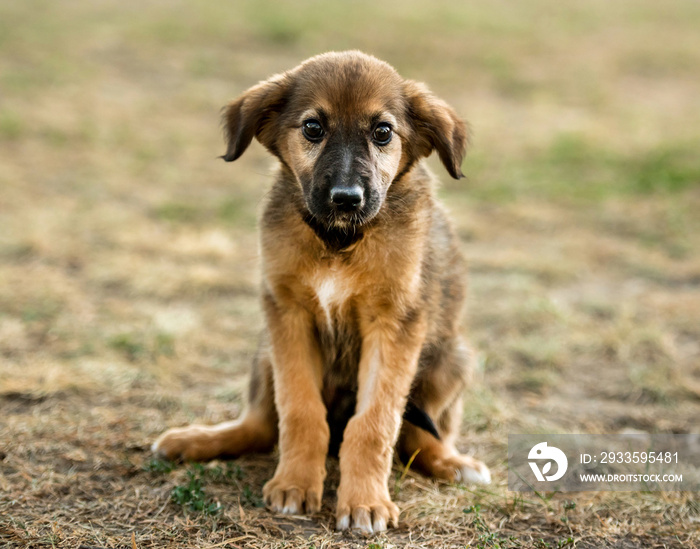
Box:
[152,343,278,461]
[398,339,490,484]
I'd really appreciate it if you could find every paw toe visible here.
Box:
[288,487,303,513]
[336,512,351,531]
[372,515,387,532]
[351,506,373,534]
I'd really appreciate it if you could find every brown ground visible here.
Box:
[1,1,699,547]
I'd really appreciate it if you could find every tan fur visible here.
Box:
[153,51,490,533]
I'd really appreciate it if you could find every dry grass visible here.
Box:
[1,0,700,547]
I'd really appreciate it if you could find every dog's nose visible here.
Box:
[329,185,364,211]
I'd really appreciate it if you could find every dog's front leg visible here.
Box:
[336,313,426,533]
[261,293,329,515]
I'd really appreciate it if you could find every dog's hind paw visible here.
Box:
[151,425,221,461]
[455,462,491,484]
[449,454,491,485]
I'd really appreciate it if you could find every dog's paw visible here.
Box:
[263,473,324,515]
[335,487,399,534]
[438,454,491,485]
[151,425,220,461]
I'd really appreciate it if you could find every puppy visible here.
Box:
[153,50,491,533]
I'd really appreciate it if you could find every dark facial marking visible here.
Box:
[301,124,381,230]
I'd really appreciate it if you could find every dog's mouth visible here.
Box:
[302,209,368,251]
[318,207,372,229]
[300,192,384,251]
[306,198,385,233]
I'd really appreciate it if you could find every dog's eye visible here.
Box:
[372,123,393,146]
[302,119,324,142]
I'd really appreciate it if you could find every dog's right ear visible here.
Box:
[402,80,468,180]
[221,73,292,162]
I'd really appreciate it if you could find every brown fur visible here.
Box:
[153,51,490,533]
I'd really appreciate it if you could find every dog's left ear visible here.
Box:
[403,80,468,179]
[222,73,291,162]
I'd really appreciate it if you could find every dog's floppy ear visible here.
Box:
[403,80,468,179]
[222,73,291,162]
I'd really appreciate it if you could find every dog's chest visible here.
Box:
[312,270,353,330]
[308,267,362,381]
[310,269,363,453]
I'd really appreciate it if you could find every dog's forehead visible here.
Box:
[290,52,405,120]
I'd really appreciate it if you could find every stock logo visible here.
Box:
[528,442,568,482]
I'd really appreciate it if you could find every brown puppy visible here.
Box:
[153,51,490,533]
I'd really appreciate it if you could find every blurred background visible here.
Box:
[1,1,699,547]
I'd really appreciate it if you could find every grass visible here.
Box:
[463,504,575,549]
[1,0,700,547]
[461,135,700,203]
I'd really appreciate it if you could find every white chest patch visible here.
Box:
[313,272,350,329]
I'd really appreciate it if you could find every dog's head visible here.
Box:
[222,51,467,229]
